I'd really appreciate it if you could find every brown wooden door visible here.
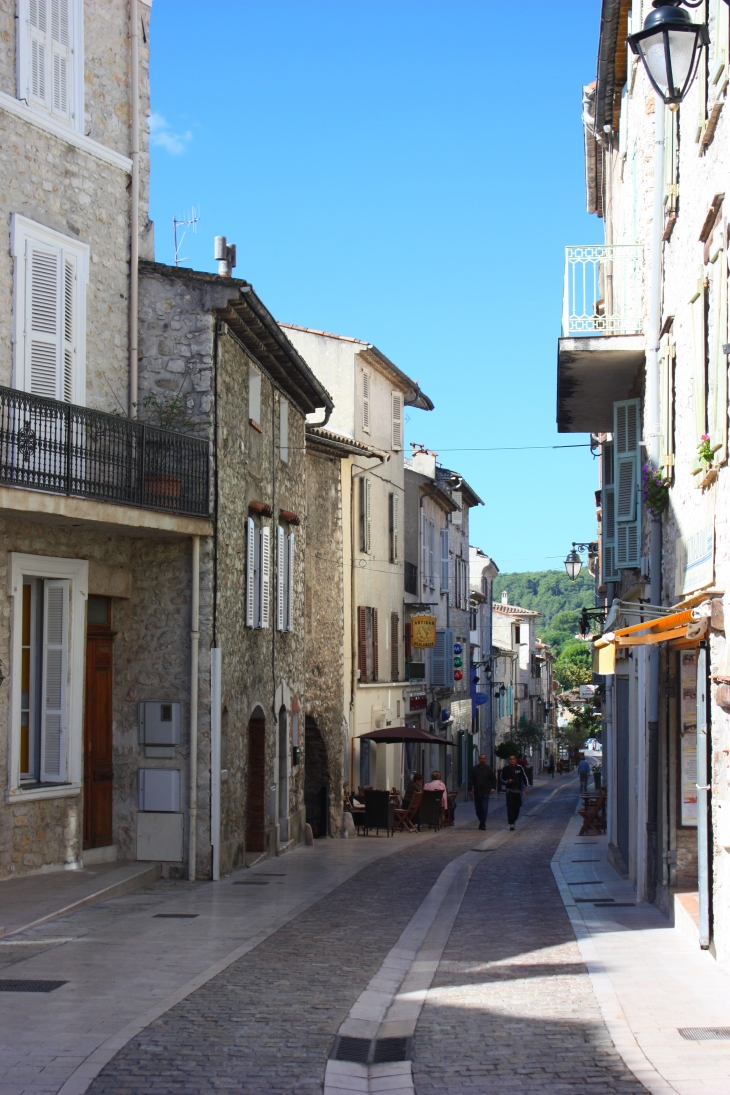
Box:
[84,628,114,849]
[246,713,267,853]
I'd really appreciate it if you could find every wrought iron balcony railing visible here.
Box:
[562,244,644,337]
[0,386,210,517]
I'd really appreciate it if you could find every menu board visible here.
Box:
[680,650,698,827]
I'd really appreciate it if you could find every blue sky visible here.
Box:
[147,0,603,574]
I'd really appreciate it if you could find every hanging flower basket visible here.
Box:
[642,464,670,518]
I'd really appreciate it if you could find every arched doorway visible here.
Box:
[246,707,266,853]
[304,717,330,838]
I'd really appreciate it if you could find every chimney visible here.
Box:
[214,236,237,278]
[501,591,509,605]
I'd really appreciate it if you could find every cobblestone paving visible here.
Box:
[413,791,649,1095]
[87,825,482,1095]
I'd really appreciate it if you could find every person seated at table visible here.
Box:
[424,770,448,809]
[402,773,424,809]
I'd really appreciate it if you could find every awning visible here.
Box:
[593,605,711,674]
[360,726,456,746]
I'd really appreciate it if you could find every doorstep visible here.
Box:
[0,861,161,937]
[672,889,701,948]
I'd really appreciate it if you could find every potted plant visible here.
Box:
[697,434,717,488]
[642,464,670,518]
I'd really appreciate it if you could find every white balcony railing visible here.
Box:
[562,244,644,337]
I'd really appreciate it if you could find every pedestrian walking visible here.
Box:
[468,754,495,830]
[548,754,555,778]
[499,754,529,830]
[578,755,591,793]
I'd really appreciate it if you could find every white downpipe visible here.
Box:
[129,0,140,418]
[210,647,222,881]
[646,98,665,474]
[636,647,647,902]
[188,535,200,882]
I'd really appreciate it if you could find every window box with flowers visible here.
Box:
[697,434,718,489]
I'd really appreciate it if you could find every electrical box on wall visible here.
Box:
[139,768,180,813]
[139,702,180,746]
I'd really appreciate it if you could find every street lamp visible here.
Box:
[564,542,598,582]
[628,1,710,106]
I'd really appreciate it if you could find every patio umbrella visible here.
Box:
[360,726,456,745]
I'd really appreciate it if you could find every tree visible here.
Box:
[515,717,544,755]
[493,569,595,639]
[557,704,601,754]
[554,640,593,690]
[495,739,520,760]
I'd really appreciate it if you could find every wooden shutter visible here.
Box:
[40,578,68,782]
[276,526,286,631]
[362,372,370,432]
[405,621,412,661]
[287,532,295,632]
[690,277,708,473]
[440,528,449,593]
[260,526,271,629]
[614,400,641,569]
[421,511,428,587]
[659,335,676,478]
[357,606,368,682]
[246,517,256,627]
[709,246,728,463]
[428,519,435,588]
[389,492,399,563]
[391,392,403,450]
[390,612,399,681]
[371,608,379,682]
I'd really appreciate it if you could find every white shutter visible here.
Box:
[440,528,449,593]
[260,526,271,629]
[26,242,62,400]
[428,519,435,588]
[29,0,48,105]
[390,493,399,563]
[40,579,68,782]
[391,392,403,450]
[451,491,462,527]
[690,278,708,473]
[276,526,286,631]
[709,247,728,463]
[50,0,71,119]
[362,372,370,433]
[711,0,729,96]
[287,532,295,632]
[363,478,372,554]
[62,257,75,402]
[246,517,256,627]
[421,511,428,588]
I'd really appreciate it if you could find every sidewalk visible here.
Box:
[552,813,730,1095]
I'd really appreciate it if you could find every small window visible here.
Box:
[357,606,379,683]
[20,576,69,784]
[279,398,289,462]
[249,365,262,430]
[514,625,521,646]
[18,0,84,131]
[391,392,403,451]
[362,372,371,433]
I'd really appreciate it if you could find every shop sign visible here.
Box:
[411,614,437,649]
[409,693,427,712]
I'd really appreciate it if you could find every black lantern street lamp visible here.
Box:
[564,548,583,582]
[628,1,710,106]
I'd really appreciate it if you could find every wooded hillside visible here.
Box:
[492,569,595,657]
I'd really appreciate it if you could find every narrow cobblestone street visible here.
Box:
[81,778,647,1095]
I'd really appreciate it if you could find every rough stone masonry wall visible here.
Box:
[305,447,346,836]
[0,0,153,412]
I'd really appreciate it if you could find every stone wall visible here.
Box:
[305,446,346,836]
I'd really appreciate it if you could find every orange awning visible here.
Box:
[593,607,708,673]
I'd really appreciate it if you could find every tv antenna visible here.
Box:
[173,206,200,267]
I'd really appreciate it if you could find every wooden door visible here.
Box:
[84,601,114,849]
[246,712,267,853]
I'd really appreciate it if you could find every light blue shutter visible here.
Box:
[431,627,454,689]
[260,526,271,629]
[507,685,513,715]
[440,529,449,593]
[602,441,618,581]
[40,579,68,782]
[614,399,641,568]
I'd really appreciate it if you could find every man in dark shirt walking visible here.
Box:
[499,754,529,830]
[468,754,495,830]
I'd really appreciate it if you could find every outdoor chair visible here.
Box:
[445,791,458,826]
[363,790,394,836]
[578,787,607,835]
[417,789,443,831]
[394,790,423,833]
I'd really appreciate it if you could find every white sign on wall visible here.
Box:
[674,524,714,597]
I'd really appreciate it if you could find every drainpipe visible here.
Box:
[646,97,665,904]
[350,455,388,715]
[188,535,200,881]
[129,0,140,418]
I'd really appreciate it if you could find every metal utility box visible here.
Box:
[139,701,181,746]
[137,812,183,861]
[138,768,180,813]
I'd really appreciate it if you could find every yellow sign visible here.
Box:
[411,615,437,649]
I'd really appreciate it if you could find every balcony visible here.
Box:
[0,387,209,518]
[557,245,646,434]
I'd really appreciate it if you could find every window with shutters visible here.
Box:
[249,365,262,430]
[357,606,379,683]
[390,612,399,681]
[18,0,84,131]
[428,519,435,589]
[601,440,618,583]
[246,517,271,629]
[431,627,454,689]
[276,526,295,632]
[614,399,641,569]
[389,492,399,564]
[440,528,449,594]
[360,477,372,554]
[12,215,88,404]
[10,553,87,797]
[362,371,371,433]
[391,392,403,450]
[279,398,289,462]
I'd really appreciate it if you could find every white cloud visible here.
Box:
[149,113,192,155]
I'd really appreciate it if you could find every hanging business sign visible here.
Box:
[411,615,437,649]
[674,524,714,597]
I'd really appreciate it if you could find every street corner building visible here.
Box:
[560,0,730,961]
[0,0,334,884]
